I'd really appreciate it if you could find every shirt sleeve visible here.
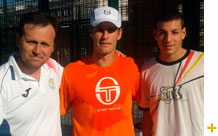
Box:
[56,63,63,87]
[132,64,140,103]
[59,67,72,115]
[139,69,150,109]
[128,58,140,102]
[0,91,6,125]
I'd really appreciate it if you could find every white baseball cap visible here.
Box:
[90,6,121,28]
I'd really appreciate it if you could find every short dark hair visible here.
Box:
[154,10,185,30]
[16,12,60,45]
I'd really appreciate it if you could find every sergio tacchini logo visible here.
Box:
[95,77,120,105]
[104,9,111,15]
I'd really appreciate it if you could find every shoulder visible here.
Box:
[45,58,63,79]
[0,62,10,93]
[141,58,157,72]
[64,57,89,73]
[117,56,139,71]
[192,50,204,55]
[65,58,87,68]
[0,60,11,80]
[191,50,204,61]
[46,58,63,69]
[45,58,63,71]
[117,56,137,65]
[0,61,9,71]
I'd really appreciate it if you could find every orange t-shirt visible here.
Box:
[60,54,140,136]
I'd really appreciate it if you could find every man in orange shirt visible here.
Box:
[60,6,140,136]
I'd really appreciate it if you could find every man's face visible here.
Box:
[18,24,55,70]
[154,19,186,57]
[90,22,122,56]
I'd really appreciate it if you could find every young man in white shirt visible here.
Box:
[139,11,204,136]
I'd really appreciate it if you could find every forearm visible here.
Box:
[142,110,153,136]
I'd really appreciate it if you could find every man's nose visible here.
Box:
[102,30,109,39]
[33,44,41,55]
[164,33,172,42]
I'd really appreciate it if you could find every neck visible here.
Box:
[91,51,115,67]
[16,57,41,81]
[159,48,187,63]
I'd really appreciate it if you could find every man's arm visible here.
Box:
[142,109,153,136]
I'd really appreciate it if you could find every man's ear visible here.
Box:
[181,27,186,40]
[117,28,123,40]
